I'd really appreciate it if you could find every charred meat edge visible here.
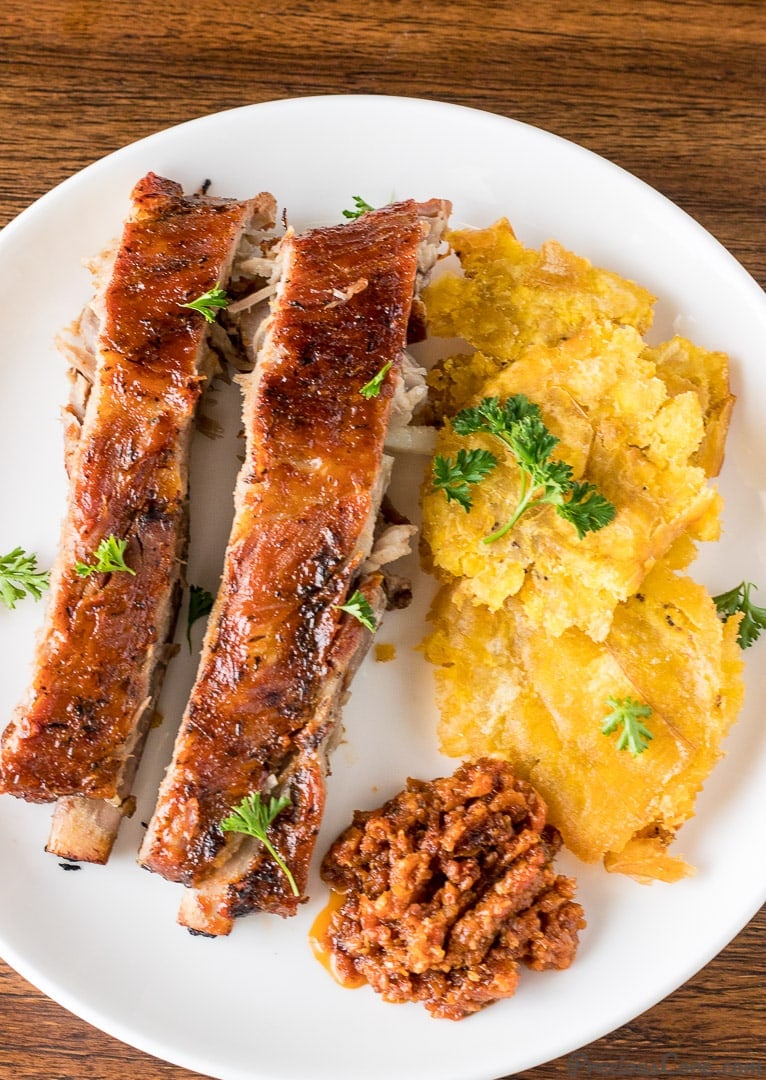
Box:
[0,173,276,864]
[139,199,450,933]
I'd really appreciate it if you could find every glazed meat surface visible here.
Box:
[0,175,270,831]
[320,757,586,1020]
[139,201,448,930]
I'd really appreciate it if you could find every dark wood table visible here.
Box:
[1,2,764,1077]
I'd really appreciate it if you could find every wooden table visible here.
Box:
[1,2,764,1077]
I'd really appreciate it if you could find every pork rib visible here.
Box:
[0,173,276,865]
[139,199,450,932]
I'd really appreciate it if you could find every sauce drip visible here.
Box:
[374,642,396,662]
[308,890,366,989]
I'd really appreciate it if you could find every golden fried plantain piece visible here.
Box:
[423,218,656,418]
[423,560,743,881]
[643,335,735,478]
[421,322,721,639]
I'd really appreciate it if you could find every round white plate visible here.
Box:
[0,95,764,1080]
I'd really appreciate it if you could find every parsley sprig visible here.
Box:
[75,535,135,578]
[181,283,229,323]
[0,547,50,610]
[221,791,299,896]
[432,395,616,543]
[336,589,377,631]
[432,448,498,511]
[186,584,214,649]
[601,696,654,756]
[360,360,393,399]
[342,196,374,220]
[713,581,766,649]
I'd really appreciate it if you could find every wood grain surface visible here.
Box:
[1,2,764,1078]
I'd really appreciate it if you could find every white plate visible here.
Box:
[0,95,764,1080]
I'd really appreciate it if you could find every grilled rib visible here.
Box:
[0,173,276,864]
[139,199,450,932]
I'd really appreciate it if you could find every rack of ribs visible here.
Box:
[139,198,450,934]
[0,173,276,864]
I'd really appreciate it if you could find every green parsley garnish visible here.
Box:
[359,360,394,399]
[342,196,375,220]
[601,696,654,756]
[180,283,229,323]
[75,535,135,578]
[433,395,616,543]
[221,791,299,896]
[336,589,377,631]
[432,448,498,511]
[186,584,214,649]
[713,580,766,649]
[0,547,50,610]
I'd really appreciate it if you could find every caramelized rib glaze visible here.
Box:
[139,203,426,920]
[0,174,264,804]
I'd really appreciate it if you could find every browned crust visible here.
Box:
[139,203,428,917]
[0,174,268,806]
[176,571,388,933]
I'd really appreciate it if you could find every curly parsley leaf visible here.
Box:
[186,584,214,650]
[557,480,619,539]
[181,283,229,323]
[443,394,616,543]
[75,535,135,578]
[601,696,654,756]
[432,448,498,511]
[359,360,394,399]
[342,196,375,220]
[713,580,766,649]
[0,548,50,610]
[452,394,544,441]
[221,791,299,896]
[336,589,377,631]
